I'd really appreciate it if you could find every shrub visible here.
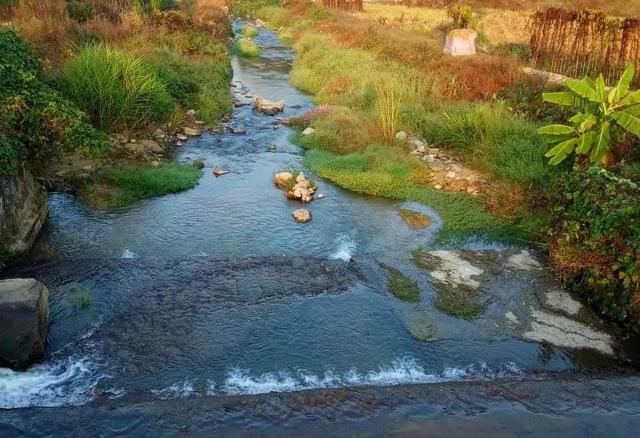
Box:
[496,78,572,124]
[66,0,95,23]
[447,4,473,29]
[0,28,109,175]
[62,45,174,130]
[233,37,260,57]
[550,167,640,330]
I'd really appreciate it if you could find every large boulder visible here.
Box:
[0,279,49,370]
[0,167,48,260]
[253,96,285,115]
[443,29,477,56]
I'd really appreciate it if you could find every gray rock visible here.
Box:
[0,279,49,370]
[0,168,48,260]
[153,128,166,140]
[193,159,205,169]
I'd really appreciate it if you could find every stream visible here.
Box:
[1,21,640,436]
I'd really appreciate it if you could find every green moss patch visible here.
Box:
[434,288,483,320]
[233,38,261,58]
[380,263,421,303]
[80,164,202,209]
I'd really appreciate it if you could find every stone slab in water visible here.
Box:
[0,278,49,370]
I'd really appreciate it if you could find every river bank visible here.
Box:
[0,0,233,260]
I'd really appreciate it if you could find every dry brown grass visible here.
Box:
[9,0,74,61]
[399,0,640,17]
[315,13,522,101]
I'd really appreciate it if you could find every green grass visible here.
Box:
[418,102,559,186]
[80,164,202,208]
[230,0,280,17]
[149,36,232,124]
[381,264,421,303]
[62,45,174,131]
[303,146,523,243]
[295,107,374,154]
[233,38,261,57]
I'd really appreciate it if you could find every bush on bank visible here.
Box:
[0,28,109,177]
[550,168,640,331]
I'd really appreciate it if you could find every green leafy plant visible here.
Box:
[538,64,640,165]
[66,0,96,23]
[447,4,473,29]
[0,28,109,175]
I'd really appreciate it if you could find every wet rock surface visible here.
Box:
[413,249,617,355]
[0,278,49,370]
[0,168,48,259]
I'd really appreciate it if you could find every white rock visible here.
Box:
[302,127,315,136]
[395,131,408,141]
[444,29,478,56]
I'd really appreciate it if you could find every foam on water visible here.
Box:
[0,356,99,409]
[220,357,524,396]
[121,249,137,259]
[151,379,196,400]
[330,233,357,262]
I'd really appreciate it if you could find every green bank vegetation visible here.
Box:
[79,164,202,208]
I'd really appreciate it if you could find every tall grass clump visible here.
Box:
[375,83,399,143]
[241,24,259,38]
[296,107,374,154]
[62,45,174,131]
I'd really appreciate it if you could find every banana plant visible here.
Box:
[537,64,640,165]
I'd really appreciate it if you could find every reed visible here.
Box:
[375,83,399,144]
[530,8,640,86]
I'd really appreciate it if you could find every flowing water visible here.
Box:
[1,21,639,436]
